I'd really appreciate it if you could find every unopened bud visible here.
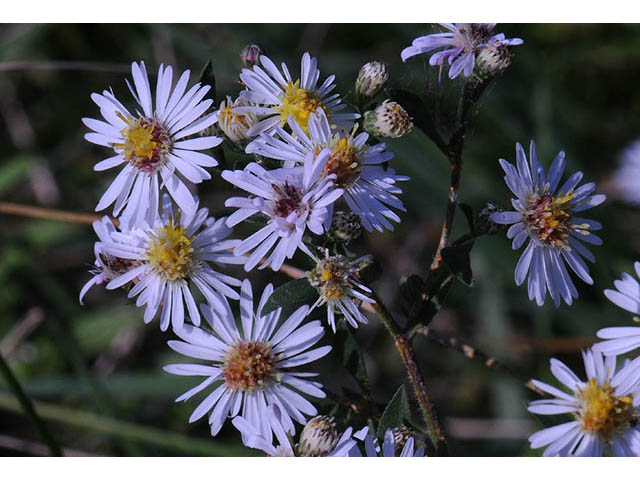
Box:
[475,201,507,235]
[363,100,413,138]
[241,44,264,68]
[355,61,388,101]
[298,415,340,457]
[476,42,512,80]
[329,211,362,243]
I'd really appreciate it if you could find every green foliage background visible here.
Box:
[1,23,639,456]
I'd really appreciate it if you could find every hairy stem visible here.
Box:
[370,290,447,455]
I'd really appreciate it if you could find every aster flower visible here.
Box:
[490,141,606,307]
[612,140,640,205]
[306,249,374,332]
[528,349,640,456]
[349,427,426,457]
[79,216,141,305]
[222,148,343,271]
[594,261,640,356]
[401,23,523,79]
[247,109,408,232]
[84,61,221,228]
[164,280,331,441]
[232,405,357,457]
[93,196,244,331]
[237,52,359,137]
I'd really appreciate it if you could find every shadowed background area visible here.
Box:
[1,23,639,456]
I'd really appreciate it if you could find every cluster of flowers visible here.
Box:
[79,43,422,456]
[78,23,640,457]
[402,25,640,457]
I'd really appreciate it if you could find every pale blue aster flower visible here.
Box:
[164,280,331,443]
[401,23,523,79]
[528,349,640,457]
[594,261,640,356]
[221,148,343,272]
[491,141,606,307]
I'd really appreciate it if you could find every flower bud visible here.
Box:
[355,61,388,101]
[329,211,362,243]
[217,96,259,144]
[476,41,512,80]
[475,201,507,236]
[298,415,340,457]
[240,44,264,68]
[363,100,413,138]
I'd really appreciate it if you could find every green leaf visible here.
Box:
[377,384,409,438]
[399,274,424,317]
[441,242,474,286]
[199,59,216,104]
[261,278,319,316]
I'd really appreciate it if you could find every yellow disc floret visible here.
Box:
[576,379,634,441]
[146,220,196,281]
[112,113,171,173]
[277,80,329,132]
[308,255,352,300]
[323,133,364,187]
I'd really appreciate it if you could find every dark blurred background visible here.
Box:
[1,23,639,456]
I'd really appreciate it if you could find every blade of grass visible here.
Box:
[6,247,142,455]
[0,353,62,456]
[0,391,250,456]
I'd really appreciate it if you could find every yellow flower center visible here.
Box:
[277,80,328,133]
[323,135,363,187]
[576,379,634,441]
[113,113,171,173]
[308,256,352,301]
[223,341,277,391]
[525,192,576,248]
[146,220,196,281]
[220,105,251,129]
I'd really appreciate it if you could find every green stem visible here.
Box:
[0,353,62,456]
[0,390,249,456]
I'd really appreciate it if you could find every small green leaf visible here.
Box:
[261,278,319,316]
[377,384,409,438]
[399,274,424,317]
[441,243,474,286]
[199,59,216,104]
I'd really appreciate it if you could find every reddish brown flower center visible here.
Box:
[524,192,575,248]
[222,341,276,391]
[272,182,303,218]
